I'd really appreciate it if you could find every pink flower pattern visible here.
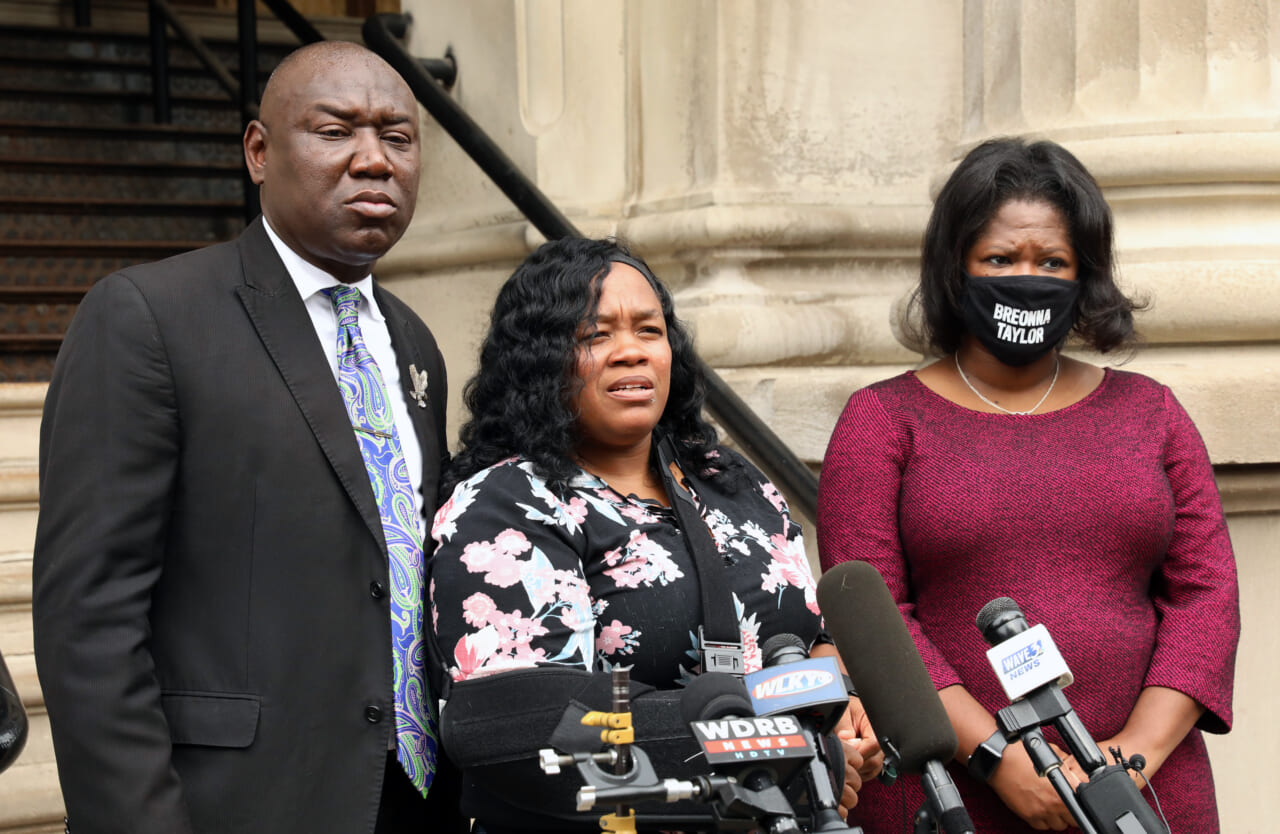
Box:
[602,531,684,589]
[461,592,497,627]
[761,532,820,615]
[596,619,640,656]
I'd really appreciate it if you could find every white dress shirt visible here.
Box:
[263,219,426,532]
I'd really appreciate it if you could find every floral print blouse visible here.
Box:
[429,451,822,688]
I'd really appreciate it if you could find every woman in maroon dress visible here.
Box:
[817,137,1239,832]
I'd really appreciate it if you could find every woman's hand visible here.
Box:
[1062,728,1171,791]
[836,733,864,817]
[988,739,1081,830]
[832,695,883,815]
[1063,686,1204,789]
[807,643,885,814]
[838,696,884,781]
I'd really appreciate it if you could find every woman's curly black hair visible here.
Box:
[906,136,1145,356]
[443,237,738,497]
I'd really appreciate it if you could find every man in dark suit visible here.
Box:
[33,41,465,834]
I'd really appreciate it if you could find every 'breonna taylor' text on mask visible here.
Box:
[961,274,1081,366]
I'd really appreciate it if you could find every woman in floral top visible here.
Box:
[427,238,877,831]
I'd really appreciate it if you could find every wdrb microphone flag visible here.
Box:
[688,714,815,785]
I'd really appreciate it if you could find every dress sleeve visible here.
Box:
[429,462,597,682]
[817,385,963,689]
[1142,388,1240,733]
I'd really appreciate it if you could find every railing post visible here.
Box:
[238,0,261,222]
[147,0,171,124]
[260,0,325,45]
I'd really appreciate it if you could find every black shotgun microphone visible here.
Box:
[816,561,957,773]
[817,561,974,834]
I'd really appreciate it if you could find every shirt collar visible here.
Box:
[263,216,386,322]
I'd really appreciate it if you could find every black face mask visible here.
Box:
[961,274,1081,366]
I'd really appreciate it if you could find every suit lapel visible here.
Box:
[377,291,433,465]
[233,219,388,553]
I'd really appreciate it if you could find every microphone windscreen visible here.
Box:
[680,672,754,724]
[975,596,1021,638]
[816,561,958,773]
[760,632,808,667]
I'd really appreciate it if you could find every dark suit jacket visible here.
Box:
[33,219,461,833]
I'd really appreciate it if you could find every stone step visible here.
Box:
[0,119,242,166]
[0,607,31,658]
[0,357,56,385]
[0,713,63,832]
[0,14,300,388]
[0,551,33,608]
[0,218,240,246]
[0,506,36,551]
[0,85,243,131]
[0,199,244,243]
[0,0,365,44]
[2,648,38,708]
[0,305,78,343]
[0,253,158,294]
[0,156,243,202]
[0,461,38,555]
[0,56,266,101]
[0,385,42,461]
[0,195,241,244]
[0,22,296,72]
[0,240,212,259]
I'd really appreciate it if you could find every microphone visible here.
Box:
[817,561,974,834]
[976,597,1075,705]
[682,673,813,788]
[744,634,855,833]
[815,562,957,773]
[746,633,849,735]
[682,673,804,834]
[976,598,1167,834]
[0,649,27,774]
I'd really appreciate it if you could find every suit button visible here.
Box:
[365,705,383,724]
[369,581,386,599]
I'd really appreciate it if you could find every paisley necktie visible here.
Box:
[324,285,436,796]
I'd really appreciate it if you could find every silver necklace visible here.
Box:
[954,353,1060,415]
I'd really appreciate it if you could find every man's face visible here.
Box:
[245,50,420,282]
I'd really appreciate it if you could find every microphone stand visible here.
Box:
[799,728,864,833]
[869,739,972,834]
[1014,728,1098,834]
[912,760,974,834]
[995,687,1163,834]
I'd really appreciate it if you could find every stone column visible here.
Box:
[384,0,965,466]
[961,1,1279,823]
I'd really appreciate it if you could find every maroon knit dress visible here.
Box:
[817,369,1239,833]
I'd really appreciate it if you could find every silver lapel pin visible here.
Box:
[408,364,429,408]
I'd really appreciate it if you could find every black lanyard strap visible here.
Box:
[655,435,744,676]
